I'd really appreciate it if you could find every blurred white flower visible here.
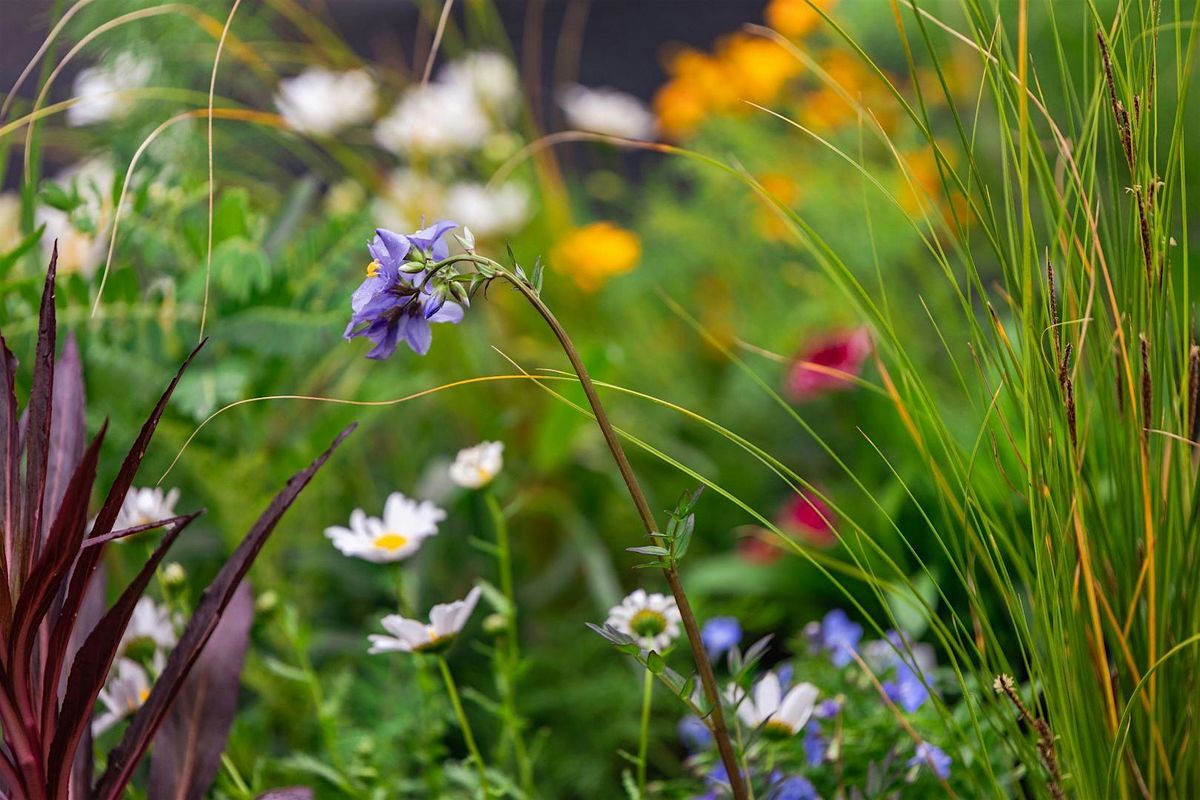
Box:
[559,84,655,140]
[449,441,504,488]
[325,492,445,563]
[275,67,377,136]
[0,193,20,246]
[68,52,155,127]
[114,486,181,531]
[727,670,819,737]
[440,51,520,115]
[605,589,682,652]
[443,183,530,239]
[36,158,115,279]
[374,81,491,155]
[119,597,178,656]
[368,586,483,653]
[93,658,151,736]
[373,168,447,232]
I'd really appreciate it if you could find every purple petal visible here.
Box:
[428,301,464,324]
[403,317,434,355]
[372,229,412,266]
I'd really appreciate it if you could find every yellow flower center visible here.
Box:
[374,532,409,552]
[629,609,667,639]
[763,719,796,738]
[137,687,150,705]
[366,259,382,277]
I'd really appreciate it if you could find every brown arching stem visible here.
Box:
[492,267,749,800]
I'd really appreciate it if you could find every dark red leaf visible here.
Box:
[81,514,196,549]
[47,512,200,795]
[40,335,86,549]
[148,580,253,800]
[93,424,356,800]
[18,247,59,586]
[66,564,106,800]
[0,331,20,626]
[41,339,207,749]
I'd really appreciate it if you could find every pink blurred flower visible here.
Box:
[736,526,783,564]
[778,490,837,548]
[785,327,871,400]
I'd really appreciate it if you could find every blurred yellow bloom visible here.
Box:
[898,144,972,227]
[552,222,641,291]
[716,33,803,105]
[653,79,710,140]
[755,173,802,240]
[766,0,837,38]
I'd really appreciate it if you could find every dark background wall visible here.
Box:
[2,0,771,102]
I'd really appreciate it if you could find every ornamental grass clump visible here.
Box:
[0,252,351,799]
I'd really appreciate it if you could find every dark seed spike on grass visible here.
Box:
[93,423,356,800]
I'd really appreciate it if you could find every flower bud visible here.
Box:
[161,562,186,587]
[482,612,507,635]
[256,590,280,615]
[399,261,427,274]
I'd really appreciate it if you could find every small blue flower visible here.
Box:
[701,616,743,658]
[768,774,820,800]
[678,715,712,752]
[345,222,463,359]
[883,659,930,713]
[907,742,952,781]
[774,663,795,690]
[803,724,827,766]
[819,609,862,668]
[814,698,841,719]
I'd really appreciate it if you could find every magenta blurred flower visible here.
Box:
[785,327,871,400]
[777,490,836,547]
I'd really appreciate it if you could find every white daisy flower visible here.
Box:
[119,597,178,658]
[114,486,181,531]
[558,84,656,140]
[443,182,531,239]
[605,589,682,652]
[93,658,152,736]
[275,67,377,136]
[68,52,156,127]
[727,670,819,738]
[373,168,447,233]
[439,51,520,115]
[368,586,483,654]
[374,80,491,155]
[324,492,445,563]
[448,441,505,489]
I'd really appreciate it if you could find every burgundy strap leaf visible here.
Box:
[18,248,58,587]
[148,581,253,800]
[256,789,313,800]
[80,514,196,549]
[40,339,207,744]
[0,332,20,627]
[66,564,106,800]
[39,335,86,551]
[93,423,356,800]
[7,424,104,717]
[47,512,201,796]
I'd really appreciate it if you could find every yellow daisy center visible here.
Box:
[629,609,667,638]
[763,719,795,739]
[366,259,382,277]
[137,687,150,705]
[374,532,409,552]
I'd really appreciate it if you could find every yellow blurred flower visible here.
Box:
[755,173,802,240]
[653,79,710,140]
[551,222,641,291]
[766,0,837,39]
[898,144,972,227]
[716,33,803,105]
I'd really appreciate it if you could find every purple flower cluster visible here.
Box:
[345,221,464,359]
[807,609,862,667]
[701,616,743,659]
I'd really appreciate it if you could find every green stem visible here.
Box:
[637,667,654,798]
[484,491,534,794]
[489,263,748,800]
[437,655,490,797]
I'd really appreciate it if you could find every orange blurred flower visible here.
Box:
[716,33,803,105]
[755,173,802,239]
[551,222,641,291]
[765,0,837,39]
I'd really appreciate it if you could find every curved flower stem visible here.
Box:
[437,655,491,797]
[488,265,748,800]
[637,667,654,797]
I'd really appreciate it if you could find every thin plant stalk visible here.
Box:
[637,667,654,798]
[437,655,490,797]
[484,490,533,793]
[468,260,748,800]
